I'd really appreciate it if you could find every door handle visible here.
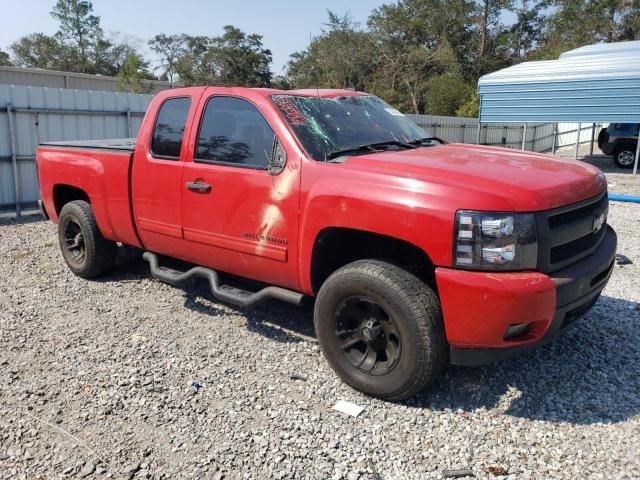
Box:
[186,181,212,193]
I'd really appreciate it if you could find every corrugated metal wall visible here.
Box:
[406,114,593,152]
[0,85,152,216]
[0,66,178,94]
[477,42,640,123]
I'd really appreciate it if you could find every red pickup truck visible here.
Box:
[37,87,616,400]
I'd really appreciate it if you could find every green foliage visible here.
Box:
[287,11,375,91]
[282,0,637,116]
[149,34,185,84]
[116,52,154,93]
[424,74,475,116]
[51,0,100,73]
[536,0,640,59]
[10,33,70,70]
[456,92,480,117]
[0,48,11,66]
[156,26,273,87]
[10,0,154,81]
[4,0,639,116]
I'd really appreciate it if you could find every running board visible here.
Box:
[142,252,304,308]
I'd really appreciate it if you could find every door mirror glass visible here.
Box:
[268,137,287,175]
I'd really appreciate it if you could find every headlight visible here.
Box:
[454,211,537,270]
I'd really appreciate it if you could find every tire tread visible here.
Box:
[58,200,117,279]
[315,259,448,401]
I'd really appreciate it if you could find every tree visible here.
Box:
[10,33,70,70]
[367,1,470,113]
[210,26,272,86]
[456,92,480,117]
[424,74,475,115]
[500,1,544,61]
[149,34,185,85]
[11,1,151,78]
[174,35,212,85]
[0,48,12,66]
[51,0,102,73]
[473,0,514,75]
[116,52,154,93]
[287,11,375,91]
[174,27,273,87]
[536,0,640,58]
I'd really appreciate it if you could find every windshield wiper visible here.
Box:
[408,136,446,146]
[326,140,416,160]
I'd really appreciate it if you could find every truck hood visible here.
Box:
[340,144,606,211]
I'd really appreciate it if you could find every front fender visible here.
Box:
[297,174,456,294]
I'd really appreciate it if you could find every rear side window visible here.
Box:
[151,97,191,159]
[196,96,275,169]
[612,123,639,135]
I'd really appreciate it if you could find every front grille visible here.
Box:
[549,227,606,264]
[537,191,608,273]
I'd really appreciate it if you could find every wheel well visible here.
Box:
[53,184,89,215]
[614,142,637,153]
[310,227,436,294]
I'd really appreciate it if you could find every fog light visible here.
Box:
[503,322,531,340]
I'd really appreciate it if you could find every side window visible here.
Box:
[196,96,275,169]
[151,97,191,159]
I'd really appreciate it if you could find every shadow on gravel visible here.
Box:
[95,253,317,342]
[413,295,640,425]
[581,154,631,174]
[0,213,43,226]
[96,257,639,424]
[184,276,316,343]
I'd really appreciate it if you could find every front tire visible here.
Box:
[58,200,117,279]
[314,260,448,401]
[613,144,637,169]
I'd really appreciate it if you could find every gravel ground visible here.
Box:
[1,202,639,480]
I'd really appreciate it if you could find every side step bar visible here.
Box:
[142,252,305,308]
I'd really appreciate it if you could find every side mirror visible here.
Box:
[268,137,287,175]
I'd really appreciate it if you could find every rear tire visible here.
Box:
[613,144,636,169]
[314,259,448,401]
[58,200,117,279]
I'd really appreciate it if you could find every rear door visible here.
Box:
[131,93,197,257]
[180,92,301,290]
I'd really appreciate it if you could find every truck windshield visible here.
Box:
[270,94,429,161]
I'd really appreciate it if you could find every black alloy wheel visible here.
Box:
[62,216,87,265]
[334,296,401,376]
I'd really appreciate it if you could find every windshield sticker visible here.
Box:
[273,96,308,125]
[384,107,404,116]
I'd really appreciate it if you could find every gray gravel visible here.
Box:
[1,203,639,480]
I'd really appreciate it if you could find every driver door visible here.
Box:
[180,92,301,290]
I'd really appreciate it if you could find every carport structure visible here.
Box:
[477,40,640,174]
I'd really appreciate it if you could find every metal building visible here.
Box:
[0,66,178,94]
[477,40,640,173]
[0,84,153,217]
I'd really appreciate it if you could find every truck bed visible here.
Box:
[40,138,136,152]
[37,139,140,249]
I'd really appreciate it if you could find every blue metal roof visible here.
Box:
[560,40,640,59]
[478,41,640,123]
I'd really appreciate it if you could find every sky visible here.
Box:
[1,0,389,74]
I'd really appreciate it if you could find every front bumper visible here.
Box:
[437,226,617,366]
